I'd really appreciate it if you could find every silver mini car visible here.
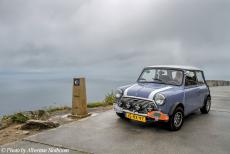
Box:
[114,65,211,131]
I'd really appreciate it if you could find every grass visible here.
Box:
[104,91,116,105]
[1,91,116,128]
[11,113,29,123]
[87,102,105,108]
[46,106,71,113]
[1,113,29,127]
[87,91,116,108]
[1,106,71,127]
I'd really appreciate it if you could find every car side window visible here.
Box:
[185,71,197,86]
[196,71,205,85]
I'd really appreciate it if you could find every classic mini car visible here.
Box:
[114,65,211,131]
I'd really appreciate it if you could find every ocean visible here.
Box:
[0,73,132,116]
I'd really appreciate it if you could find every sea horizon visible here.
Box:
[0,73,132,116]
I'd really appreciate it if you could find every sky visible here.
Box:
[0,0,230,81]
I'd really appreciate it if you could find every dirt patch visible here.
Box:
[88,105,113,113]
[0,105,112,145]
[0,124,39,145]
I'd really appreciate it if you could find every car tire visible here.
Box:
[168,107,184,131]
[116,112,126,119]
[200,97,211,114]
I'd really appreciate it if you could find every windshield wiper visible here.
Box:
[138,78,146,81]
[152,78,164,83]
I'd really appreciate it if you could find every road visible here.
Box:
[1,86,230,154]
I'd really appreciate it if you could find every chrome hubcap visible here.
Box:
[206,99,211,111]
[174,112,183,127]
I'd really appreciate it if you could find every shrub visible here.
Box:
[11,113,29,123]
[87,91,116,108]
[104,91,116,105]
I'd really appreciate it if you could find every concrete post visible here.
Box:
[70,78,90,118]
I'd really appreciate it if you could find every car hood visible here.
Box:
[123,83,179,99]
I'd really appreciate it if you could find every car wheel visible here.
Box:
[168,107,184,131]
[200,97,211,114]
[116,112,126,119]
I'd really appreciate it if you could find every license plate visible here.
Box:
[126,113,146,122]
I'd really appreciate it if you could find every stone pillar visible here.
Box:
[71,78,90,118]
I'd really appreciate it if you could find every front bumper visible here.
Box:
[114,104,169,122]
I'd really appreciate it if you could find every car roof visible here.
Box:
[145,65,202,71]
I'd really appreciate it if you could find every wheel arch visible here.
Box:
[202,94,211,107]
[207,94,211,99]
[169,102,184,116]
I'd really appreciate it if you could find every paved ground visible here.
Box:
[1,86,230,154]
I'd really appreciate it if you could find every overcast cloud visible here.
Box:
[0,0,230,80]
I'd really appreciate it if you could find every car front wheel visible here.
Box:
[168,107,184,131]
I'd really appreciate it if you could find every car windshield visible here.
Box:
[138,68,184,86]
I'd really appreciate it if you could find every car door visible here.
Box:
[184,71,200,114]
[196,71,207,108]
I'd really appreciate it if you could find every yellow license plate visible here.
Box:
[126,113,146,122]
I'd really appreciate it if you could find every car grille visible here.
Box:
[119,97,156,114]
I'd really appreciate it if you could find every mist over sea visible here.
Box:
[0,73,132,116]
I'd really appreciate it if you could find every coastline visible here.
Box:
[1,82,230,145]
[0,92,115,145]
[0,104,113,145]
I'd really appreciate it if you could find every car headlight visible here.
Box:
[154,93,165,105]
[115,89,123,99]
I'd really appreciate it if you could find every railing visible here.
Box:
[206,80,230,87]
